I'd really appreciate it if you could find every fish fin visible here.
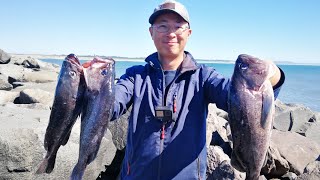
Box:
[35,154,57,174]
[231,151,246,172]
[87,151,99,165]
[70,163,85,180]
[62,130,72,146]
[35,158,49,174]
[261,89,273,129]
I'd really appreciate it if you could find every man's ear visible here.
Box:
[187,29,192,38]
[149,27,154,39]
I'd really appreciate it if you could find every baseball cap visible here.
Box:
[149,0,190,25]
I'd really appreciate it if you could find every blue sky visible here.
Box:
[1,0,319,63]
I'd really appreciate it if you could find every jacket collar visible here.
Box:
[145,51,199,73]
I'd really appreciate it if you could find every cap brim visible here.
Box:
[149,9,187,24]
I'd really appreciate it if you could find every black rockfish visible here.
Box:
[71,57,115,180]
[36,54,85,174]
[228,54,275,180]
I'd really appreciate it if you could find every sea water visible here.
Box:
[41,58,320,112]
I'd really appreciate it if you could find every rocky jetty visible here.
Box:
[0,49,319,180]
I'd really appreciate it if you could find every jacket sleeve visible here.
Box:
[111,67,135,121]
[203,66,231,111]
[203,66,286,112]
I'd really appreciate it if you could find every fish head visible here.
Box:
[83,57,115,93]
[55,54,84,97]
[233,54,273,91]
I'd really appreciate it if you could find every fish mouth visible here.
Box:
[65,54,83,72]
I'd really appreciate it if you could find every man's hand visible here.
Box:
[268,61,281,87]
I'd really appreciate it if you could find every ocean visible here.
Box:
[41,58,320,112]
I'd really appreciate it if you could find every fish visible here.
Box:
[36,54,85,174]
[70,57,115,180]
[228,54,276,180]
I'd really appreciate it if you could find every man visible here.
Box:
[111,0,285,179]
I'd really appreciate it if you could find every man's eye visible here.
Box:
[158,25,167,29]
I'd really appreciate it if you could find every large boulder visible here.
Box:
[18,88,54,106]
[274,100,316,134]
[0,103,117,180]
[270,129,320,175]
[0,49,11,64]
[0,63,58,84]
[0,74,13,90]
[0,91,19,104]
[206,146,246,180]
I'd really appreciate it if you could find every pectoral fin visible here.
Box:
[261,88,274,129]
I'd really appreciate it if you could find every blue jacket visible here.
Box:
[112,52,283,180]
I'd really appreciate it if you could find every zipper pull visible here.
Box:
[173,94,177,113]
[160,124,165,139]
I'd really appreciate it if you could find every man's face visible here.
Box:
[149,12,192,58]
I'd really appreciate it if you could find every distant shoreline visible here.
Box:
[10,53,320,66]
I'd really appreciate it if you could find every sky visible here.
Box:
[1,0,320,64]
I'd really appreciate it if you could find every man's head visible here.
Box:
[149,0,192,61]
[149,0,190,26]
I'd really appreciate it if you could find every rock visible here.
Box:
[0,64,27,83]
[19,88,53,106]
[0,49,11,64]
[271,129,320,175]
[305,123,320,145]
[0,91,19,104]
[262,142,290,178]
[281,172,298,180]
[304,160,320,174]
[0,74,13,90]
[274,100,316,134]
[23,70,58,83]
[108,107,130,150]
[296,161,320,180]
[207,104,231,147]
[22,58,40,69]
[206,146,245,180]
[0,63,58,84]
[0,104,117,180]
[207,146,230,174]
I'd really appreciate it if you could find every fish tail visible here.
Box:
[35,154,57,174]
[70,163,86,180]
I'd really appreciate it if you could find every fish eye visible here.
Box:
[69,70,76,77]
[101,69,108,76]
[239,62,249,70]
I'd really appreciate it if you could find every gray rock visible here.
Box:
[19,88,53,106]
[274,100,316,134]
[0,63,58,84]
[0,49,11,64]
[305,123,320,145]
[271,129,320,175]
[304,160,320,174]
[0,74,13,90]
[262,142,290,178]
[207,160,247,180]
[281,172,298,180]
[0,63,27,83]
[0,104,116,180]
[23,70,58,83]
[0,91,19,104]
[22,58,40,69]
[108,107,130,150]
[207,146,230,173]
